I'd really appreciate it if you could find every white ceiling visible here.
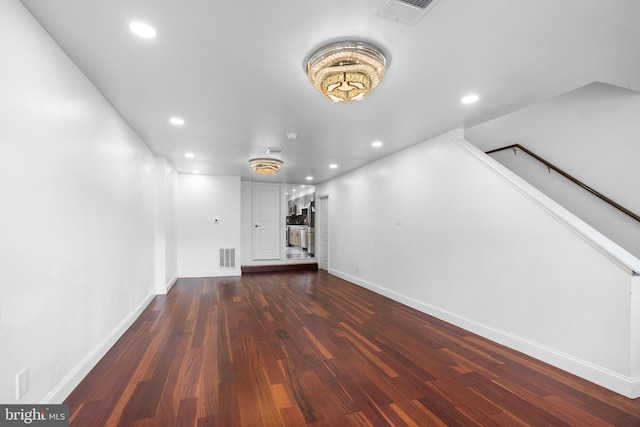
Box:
[19,0,640,185]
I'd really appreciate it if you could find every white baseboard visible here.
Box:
[166,273,178,293]
[329,268,640,399]
[178,270,241,278]
[41,293,155,404]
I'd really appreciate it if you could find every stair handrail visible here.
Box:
[486,144,640,223]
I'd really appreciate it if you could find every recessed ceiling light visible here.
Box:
[329,164,338,169]
[129,22,156,39]
[371,141,383,148]
[306,176,313,181]
[292,189,297,192]
[461,94,479,104]
[301,185,306,188]
[286,132,297,140]
[185,152,195,158]
[170,117,185,125]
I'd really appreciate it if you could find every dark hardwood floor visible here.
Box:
[65,271,640,426]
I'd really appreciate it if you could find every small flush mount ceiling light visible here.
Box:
[461,94,480,104]
[306,41,386,102]
[169,117,185,125]
[249,158,283,175]
[129,22,156,39]
[329,164,338,169]
[185,152,195,158]
[306,176,314,181]
[371,141,383,147]
[286,132,298,140]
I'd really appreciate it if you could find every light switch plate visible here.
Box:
[16,368,28,399]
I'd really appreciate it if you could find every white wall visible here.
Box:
[488,147,640,259]
[165,165,178,286]
[286,186,316,202]
[317,129,640,397]
[241,180,254,265]
[177,174,241,277]
[0,0,159,403]
[155,157,179,293]
[466,82,640,245]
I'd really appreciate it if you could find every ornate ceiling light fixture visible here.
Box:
[306,41,386,103]
[249,158,283,175]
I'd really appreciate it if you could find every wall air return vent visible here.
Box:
[220,248,236,270]
[377,0,441,25]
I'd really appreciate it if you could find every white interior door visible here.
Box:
[252,183,281,260]
[320,196,329,270]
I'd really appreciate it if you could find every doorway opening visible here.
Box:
[285,185,315,260]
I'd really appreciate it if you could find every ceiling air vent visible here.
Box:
[377,0,441,25]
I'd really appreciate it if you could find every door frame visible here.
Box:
[317,194,329,270]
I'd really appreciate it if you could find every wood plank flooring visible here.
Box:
[65,271,640,426]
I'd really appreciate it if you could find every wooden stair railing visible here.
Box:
[486,144,640,223]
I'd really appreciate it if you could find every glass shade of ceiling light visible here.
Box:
[306,41,386,103]
[170,117,185,125]
[461,94,479,104]
[129,22,156,39]
[249,158,283,175]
